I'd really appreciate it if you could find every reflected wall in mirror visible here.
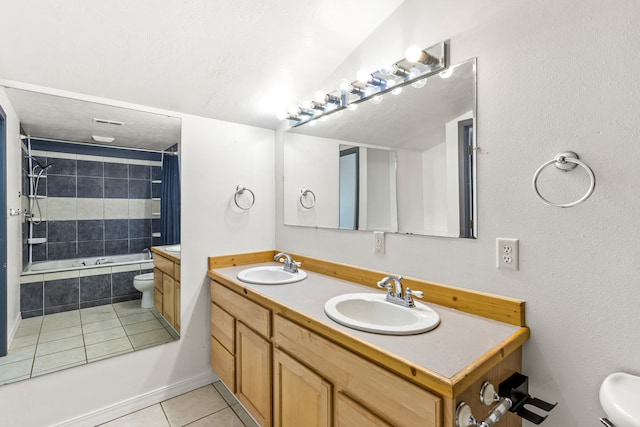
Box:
[284,58,476,238]
[0,86,181,385]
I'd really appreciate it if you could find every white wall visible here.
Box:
[276,0,640,425]
[0,88,24,346]
[0,87,275,426]
[283,133,339,228]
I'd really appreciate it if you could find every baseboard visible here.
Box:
[53,370,219,427]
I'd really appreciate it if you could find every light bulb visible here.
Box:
[405,45,425,63]
[301,100,312,109]
[287,105,300,116]
[339,79,351,92]
[314,90,327,103]
[357,69,371,84]
[439,69,454,79]
[411,78,427,89]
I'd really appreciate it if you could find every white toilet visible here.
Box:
[133,272,155,308]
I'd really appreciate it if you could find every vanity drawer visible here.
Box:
[155,254,174,275]
[210,281,270,338]
[336,392,392,427]
[211,337,235,392]
[274,315,441,427]
[211,303,235,354]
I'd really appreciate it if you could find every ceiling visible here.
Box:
[0,1,404,135]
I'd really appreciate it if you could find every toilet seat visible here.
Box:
[135,272,154,282]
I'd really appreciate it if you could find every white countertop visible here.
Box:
[212,262,522,379]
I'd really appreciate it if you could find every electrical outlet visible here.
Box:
[374,231,385,254]
[496,238,519,270]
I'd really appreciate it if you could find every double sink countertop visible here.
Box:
[209,260,529,397]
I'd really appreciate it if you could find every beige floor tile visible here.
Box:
[41,312,82,332]
[113,300,146,315]
[19,316,44,328]
[118,311,156,326]
[32,347,86,375]
[81,306,118,324]
[129,328,173,350]
[85,337,133,361]
[14,324,42,338]
[9,334,39,350]
[161,385,228,427]
[0,359,33,384]
[123,319,163,336]
[35,335,84,357]
[0,345,36,367]
[186,407,245,427]
[230,403,259,427]
[38,325,82,344]
[99,403,170,427]
[82,318,122,334]
[84,326,127,346]
[213,381,237,406]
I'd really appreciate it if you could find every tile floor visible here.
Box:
[0,300,179,385]
[100,382,258,427]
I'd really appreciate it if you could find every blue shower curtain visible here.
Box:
[160,154,181,245]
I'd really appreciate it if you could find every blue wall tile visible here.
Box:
[104,162,128,178]
[129,219,150,238]
[47,158,77,176]
[78,220,104,241]
[130,238,152,253]
[105,219,129,239]
[48,221,77,243]
[20,282,43,311]
[129,164,150,180]
[105,239,129,255]
[80,274,111,302]
[47,242,77,260]
[112,270,139,297]
[104,178,129,198]
[152,166,162,181]
[77,177,104,198]
[77,160,104,177]
[78,241,104,257]
[129,179,150,198]
[44,278,80,308]
[47,175,77,197]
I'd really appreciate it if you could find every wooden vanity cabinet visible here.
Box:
[210,281,272,427]
[153,251,180,332]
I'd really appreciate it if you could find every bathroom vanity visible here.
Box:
[152,246,181,332]
[208,251,529,427]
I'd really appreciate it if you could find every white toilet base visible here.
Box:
[140,291,154,308]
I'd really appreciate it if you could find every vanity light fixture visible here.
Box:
[279,40,447,126]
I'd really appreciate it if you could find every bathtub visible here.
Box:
[20,253,155,317]
[23,253,153,274]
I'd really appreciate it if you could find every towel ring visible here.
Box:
[234,185,255,210]
[532,152,595,208]
[299,187,316,209]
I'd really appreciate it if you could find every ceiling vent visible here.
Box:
[93,118,124,126]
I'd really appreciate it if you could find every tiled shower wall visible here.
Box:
[22,140,163,268]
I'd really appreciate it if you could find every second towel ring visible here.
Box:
[234,185,255,210]
[300,187,316,209]
[532,152,595,208]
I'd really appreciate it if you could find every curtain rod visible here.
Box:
[22,135,179,155]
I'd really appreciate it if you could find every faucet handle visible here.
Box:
[405,288,423,299]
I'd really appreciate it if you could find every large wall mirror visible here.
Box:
[0,85,181,385]
[284,58,476,238]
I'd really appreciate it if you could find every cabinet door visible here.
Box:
[274,348,332,427]
[162,274,175,326]
[237,322,272,427]
[335,392,391,427]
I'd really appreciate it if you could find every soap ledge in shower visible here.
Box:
[27,238,47,245]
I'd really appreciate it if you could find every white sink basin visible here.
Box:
[237,266,307,285]
[164,245,181,252]
[600,372,640,427]
[324,293,440,335]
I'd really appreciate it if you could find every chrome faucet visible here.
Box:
[377,275,424,308]
[274,252,301,273]
[143,248,152,259]
[95,258,108,265]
